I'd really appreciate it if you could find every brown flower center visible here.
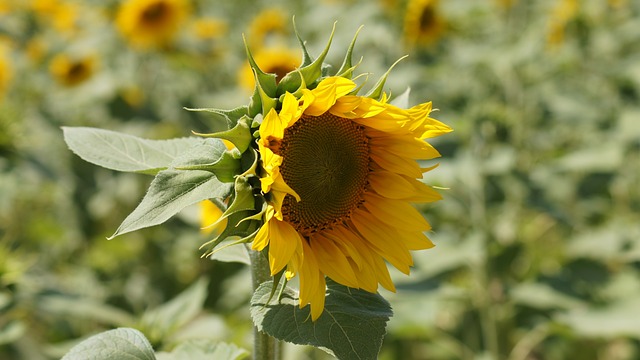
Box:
[141,1,170,25]
[279,113,370,237]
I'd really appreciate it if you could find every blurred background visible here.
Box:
[1,0,639,359]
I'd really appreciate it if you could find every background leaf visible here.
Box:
[61,327,155,360]
[155,339,248,360]
[139,278,209,345]
[250,279,392,360]
[63,127,205,175]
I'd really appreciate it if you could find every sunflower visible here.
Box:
[546,0,578,47]
[191,17,227,40]
[116,0,189,49]
[252,76,452,320]
[28,0,78,33]
[0,46,12,100]
[238,47,300,92]
[247,8,288,49]
[49,53,96,87]
[403,0,445,47]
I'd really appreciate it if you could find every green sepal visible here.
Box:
[243,34,278,98]
[200,209,260,257]
[292,16,314,67]
[192,116,253,153]
[365,55,408,100]
[256,70,278,115]
[277,69,308,101]
[336,25,363,79]
[206,226,260,258]
[183,106,249,129]
[285,22,336,93]
[240,147,258,177]
[266,268,288,305]
[174,148,242,183]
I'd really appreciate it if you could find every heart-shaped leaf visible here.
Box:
[250,279,392,360]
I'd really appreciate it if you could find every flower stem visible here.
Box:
[248,245,281,360]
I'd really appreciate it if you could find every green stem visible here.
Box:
[248,245,281,360]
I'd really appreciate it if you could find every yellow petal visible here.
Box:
[268,219,302,275]
[369,150,423,178]
[362,192,432,232]
[350,209,413,274]
[259,108,286,140]
[305,77,356,116]
[370,135,441,160]
[310,233,359,288]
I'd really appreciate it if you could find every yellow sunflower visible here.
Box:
[28,0,78,33]
[191,17,227,40]
[252,76,452,320]
[238,47,300,92]
[116,0,189,49]
[403,0,445,47]
[247,8,288,49]
[49,53,97,87]
[0,46,12,100]
[546,0,579,47]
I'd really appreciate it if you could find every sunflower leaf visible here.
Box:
[155,339,249,360]
[61,328,155,360]
[109,169,233,239]
[62,127,203,175]
[250,279,392,360]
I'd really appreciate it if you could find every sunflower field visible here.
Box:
[1,0,640,359]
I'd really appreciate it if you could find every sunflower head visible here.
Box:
[247,8,289,49]
[49,53,96,87]
[403,0,446,48]
[193,24,451,320]
[116,0,190,49]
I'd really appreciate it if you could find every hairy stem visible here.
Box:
[248,245,281,360]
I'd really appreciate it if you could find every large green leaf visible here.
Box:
[155,340,248,360]
[140,278,209,344]
[250,279,392,360]
[63,127,204,175]
[61,328,155,360]
[109,169,233,239]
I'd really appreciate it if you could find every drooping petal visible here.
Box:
[310,233,359,288]
[350,208,413,274]
[268,219,303,275]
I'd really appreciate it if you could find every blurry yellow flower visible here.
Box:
[608,0,627,8]
[120,86,145,107]
[247,9,288,48]
[0,46,12,100]
[495,0,515,9]
[546,0,579,47]
[254,76,452,320]
[403,0,445,48]
[0,0,12,14]
[191,17,227,40]
[200,200,228,235]
[116,0,190,49]
[238,47,299,92]
[29,0,78,33]
[49,53,97,87]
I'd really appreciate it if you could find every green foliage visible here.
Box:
[61,328,154,360]
[251,280,392,360]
